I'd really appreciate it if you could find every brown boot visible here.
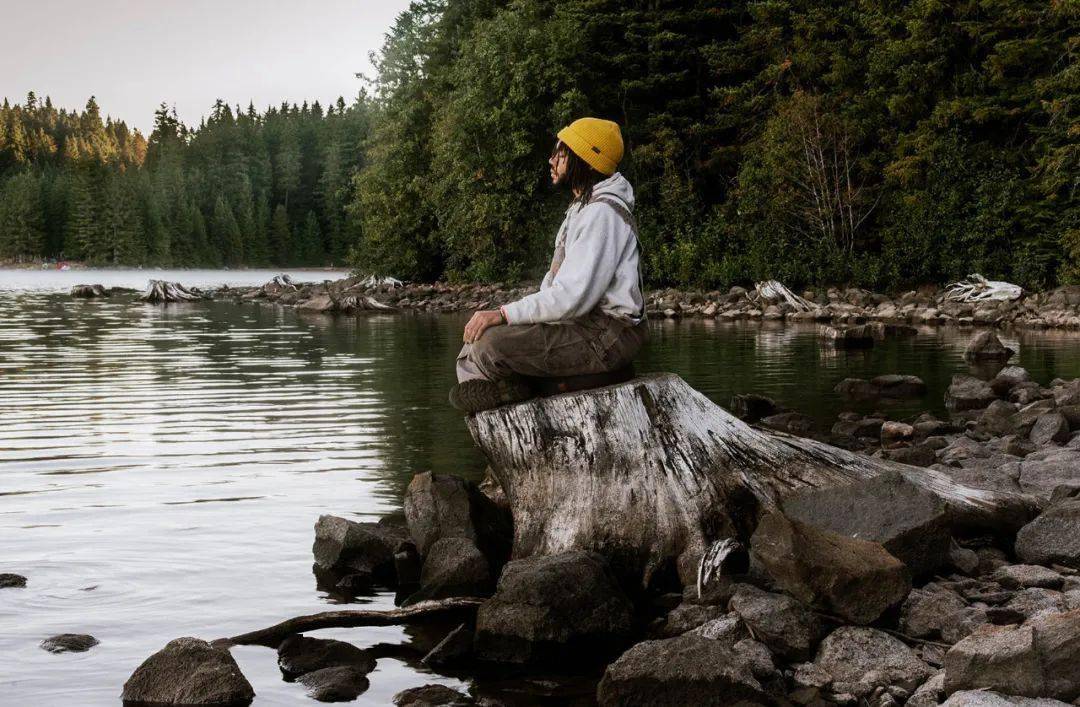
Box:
[449,379,532,413]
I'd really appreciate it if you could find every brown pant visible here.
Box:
[456,311,647,383]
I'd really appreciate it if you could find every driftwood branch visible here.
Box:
[944,274,1023,303]
[216,597,484,648]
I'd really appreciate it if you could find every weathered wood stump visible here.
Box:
[141,280,204,303]
[70,284,108,298]
[467,373,1037,588]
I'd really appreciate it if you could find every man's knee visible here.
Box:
[468,327,514,378]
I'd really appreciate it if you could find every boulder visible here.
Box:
[404,537,492,605]
[991,565,1064,590]
[1015,499,1080,569]
[945,610,1080,700]
[901,586,969,640]
[0,573,26,588]
[312,515,409,583]
[992,367,1032,396]
[1002,588,1068,621]
[942,691,1072,706]
[881,421,916,448]
[727,584,824,661]
[778,471,950,578]
[686,613,750,645]
[1016,448,1080,499]
[40,633,98,653]
[965,331,1015,362]
[814,627,933,696]
[596,634,772,706]
[277,635,376,680]
[1030,413,1070,447]
[475,551,633,664]
[749,511,910,625]
[908,672,946,707]
[947,375,999,412]
[650,604,727,638]
[730,393,780,423]
[298,294,335,312]
[121,637,254,706]
[393,684,475,706]
[821,325,875,348]
[871,374,927,398]
[404,472,510,566]
[296,666,371,702]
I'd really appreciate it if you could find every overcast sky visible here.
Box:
[1,0,413,133]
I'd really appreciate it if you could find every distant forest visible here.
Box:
[1,0,1077,290]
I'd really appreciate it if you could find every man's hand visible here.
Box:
[463,309,506,344]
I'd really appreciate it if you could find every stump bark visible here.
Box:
[466,373,1037,588]
[141,280,204,303]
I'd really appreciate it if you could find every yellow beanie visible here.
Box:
[557,117,623,176]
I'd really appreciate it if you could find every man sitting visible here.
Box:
[451,117,646,413]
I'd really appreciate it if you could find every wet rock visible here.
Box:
[760,411,815,435]
[871,374,927,398]
[814,627,933,696]
[1015,498,1080,569]
[121,637,254,706]
[945,610,1080,700]
[277,635,376,680]
[749,511,910,625]
[1030,412,1070,446]
[0,573,27,588]
[947,375,999,412]
[835,378,878,400]
[298,294,335,312]
[312,515,408,582]
[901,586,969,639]
[475,551,633,664]
[650,603,727,638]
[596,634,771,706]
[405,537,492,605]
[297,666,371,702]
[729,393,779,422]
[992,366,1032,396]
[422,623,474,669]
[881,421,915,448]
[822,324,876,348]
[727,584,824,661]
[965,331,1014,362]
[992,565,1064,590]
[40,633,98,653]
[392,684,475,706]
[779,470,950,578]
[404,472,511,566]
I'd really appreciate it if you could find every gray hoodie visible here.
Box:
[501,172,644,325]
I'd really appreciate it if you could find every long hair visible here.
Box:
[551,141,606,205]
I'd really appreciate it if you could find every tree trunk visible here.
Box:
[141,280,204,303]
[466,374,1037,588]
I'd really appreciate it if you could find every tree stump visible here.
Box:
[466,373,1037,588]
[141,280,204,303]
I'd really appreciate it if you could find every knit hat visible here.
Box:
[557,118,624,176]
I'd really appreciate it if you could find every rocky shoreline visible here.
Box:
[98,332,1080,706]
[189,274,1080,331]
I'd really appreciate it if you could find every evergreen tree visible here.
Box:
[0,172,45,261]
[270,204,292,265]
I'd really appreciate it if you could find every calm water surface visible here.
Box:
[3,269,1080,706]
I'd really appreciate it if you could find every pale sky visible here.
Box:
[0,0,414,133]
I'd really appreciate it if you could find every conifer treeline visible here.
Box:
[350,0,1079,290]
[0,92,369,266]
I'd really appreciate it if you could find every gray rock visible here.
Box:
[964,331,1014,362]
[393,684,475,706]
[277,635,376,680]
[761,411,815,434]
[0,573,26,588]
[881,421,916,448]
[822,325,876,348]
[941,606,992,645]
[404,537,491,605]
[907,671,945,707]
[992,565,1064,590]
[1015,498,1080,568]
[475,551,633,664]
[978,400,1021,436]
[121,637,254,706]
[871,374,927,398]
[312,515,408,582]
[835,378,878,400]
[950,543,981,575]
[947,375,999,412]
[883,444,938,467]
[1016,448,1080,499]
[1002,588,1067,620]
[687,613,750,645]
[729,393,779,422]
[992,366,1033,396]
[651,603,727,638]
[40,633,98,653]
[297,666,371,702]
[814,627,933,695]
[750,511,910,625]
[942,691,1071,706]
[596,634,771,706]
[1030,413,1071,447]
[901,586,969,639]
[404,472,510,566]
[727,584,824,661]
[779,470,950,577]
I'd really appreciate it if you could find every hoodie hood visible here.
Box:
[590,172,635,211]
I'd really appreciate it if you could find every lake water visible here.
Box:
[3,269,1080,706]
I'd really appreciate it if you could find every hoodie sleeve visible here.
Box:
[501,203,623,324]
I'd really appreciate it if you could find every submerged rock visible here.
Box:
[596,634,771,706]
[121,637,254,706]
[276,634,376,680]
[965,331,1015,362]
[40,633,98,653]
[750,511,910,625]
[296,666,371,702]
[474,551,633,664]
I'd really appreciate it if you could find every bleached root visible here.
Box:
[357,274,405,289]
[141,280,204,303]
[944,274,1022,303]
[338,295,396,311]
[271,274,296,288]
[750,280,815,312]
